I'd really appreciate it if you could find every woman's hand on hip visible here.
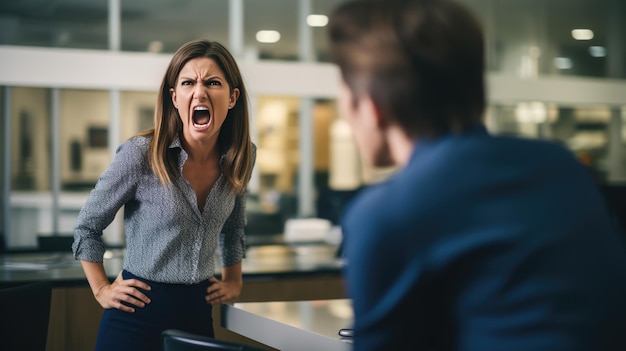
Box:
[205,276,242,305]
[95,271,152,313]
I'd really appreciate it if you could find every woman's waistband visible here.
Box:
[121,269,210,289]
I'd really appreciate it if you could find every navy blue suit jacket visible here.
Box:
[341,125,626,351]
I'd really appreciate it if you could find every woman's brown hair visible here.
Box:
[139,39,253,194]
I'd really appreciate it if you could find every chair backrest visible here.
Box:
[0,281,52,351]
[37,235,74,253]
[162,329,266,351]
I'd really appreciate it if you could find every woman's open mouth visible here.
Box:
[192,106,211,130]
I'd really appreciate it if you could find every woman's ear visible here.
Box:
[229,88,240,109]
[169,88,178,109]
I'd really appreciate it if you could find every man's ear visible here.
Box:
[361,94,388,128]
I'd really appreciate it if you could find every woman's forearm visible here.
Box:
[80,260,111,296]
[221,261,243,284]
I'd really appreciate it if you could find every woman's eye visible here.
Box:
[181,81,193,86]
[207,81,221,86]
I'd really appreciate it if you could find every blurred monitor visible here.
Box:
[316,187,363,225]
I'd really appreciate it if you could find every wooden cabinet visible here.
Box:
[45,274,346,351]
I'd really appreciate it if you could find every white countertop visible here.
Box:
[221,299,353,351]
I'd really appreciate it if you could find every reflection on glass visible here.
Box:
[0,0,109,49]
[462,0,622,79]
[60,89,110,191]
[247,96,342,235]
[120,91,158,140]
[489,102,620,182]
[0,86,4,251]
[311,0,347,62]
[10,87,51,192]
[120,0,229,53]
[244,0,299,60]
[8,87,53,249]
[255,96,300,211]
[1,0,622,77]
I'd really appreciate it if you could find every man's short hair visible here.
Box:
[328,0,486,137]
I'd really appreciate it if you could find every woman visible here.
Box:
[72,39,255,351]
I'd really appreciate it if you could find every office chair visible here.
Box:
[162,329,266,351]
[37,234,75,253]
[0,281,52,351]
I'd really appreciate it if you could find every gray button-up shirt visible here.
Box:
[72,135,254,284]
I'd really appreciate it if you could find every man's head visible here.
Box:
[329,0,486,162]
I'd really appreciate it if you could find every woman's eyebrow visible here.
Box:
[178,75,224,81]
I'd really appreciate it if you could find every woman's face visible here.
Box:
[170,57,239,146]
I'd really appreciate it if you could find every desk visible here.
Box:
[221,300,353,351]
[0,244,347,351]
[0,243,343,285]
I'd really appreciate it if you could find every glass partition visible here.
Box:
[488,102,626,183]
[0,87,5,251]
[120,90,158,139]
[120,0,230,53]
[244,0,299,60]
[253,96,301,223]
[311,0,343,62]
[246,96,342,235]
[60,89,110,191]
[7,87,53,249]
[1,0,623,78]
[4,87,128,250]
[0,0,109,50]
[462,0,624,79]
[1,0,625,248]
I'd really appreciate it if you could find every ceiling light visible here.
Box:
[589,46,606,58]
[256,30,281,43]
[307,14,328,27]
[554,57,573,70]
[571,29,594,40]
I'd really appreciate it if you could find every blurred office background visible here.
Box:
[0,0,625,251]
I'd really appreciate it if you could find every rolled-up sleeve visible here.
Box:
[219,144,256,267]
[219,192,247,267]
[72,141,142,262]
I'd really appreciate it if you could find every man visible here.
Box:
[328,0,626,350]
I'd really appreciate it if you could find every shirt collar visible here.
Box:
[409,123,489,164]
[168,134,226,171]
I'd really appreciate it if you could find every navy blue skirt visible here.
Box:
[95,270,214,351]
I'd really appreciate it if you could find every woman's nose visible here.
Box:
[193,85,207,100]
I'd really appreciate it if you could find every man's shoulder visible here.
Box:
[426,132,581,176]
